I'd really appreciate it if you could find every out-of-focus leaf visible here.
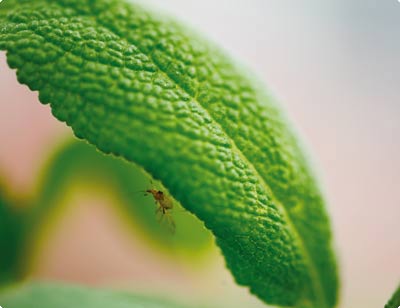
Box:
[0,183,23,285]
[0,282,196,308]
[1,140,212,285]
[25,140,212,257]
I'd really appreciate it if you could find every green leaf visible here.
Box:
[0,282,193,308]
[0,1,339,307]
[3,140,212,283]
[25,140,212,260]
[386,284,400,308]
[0,182,23,285]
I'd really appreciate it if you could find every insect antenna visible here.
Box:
[136,189,149,196]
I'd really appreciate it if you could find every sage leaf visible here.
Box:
[0,282,193,308]
[0,183,23,285]
[0,1,338,307]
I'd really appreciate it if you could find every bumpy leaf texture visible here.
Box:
[0,283,191,308]
[0,1,338,307]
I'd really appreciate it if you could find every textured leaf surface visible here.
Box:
[0,0,338,307]
[0,282,191,308]
[385,284,400,308]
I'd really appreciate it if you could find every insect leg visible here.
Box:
[155,205,162,214]
[165,212,176,234]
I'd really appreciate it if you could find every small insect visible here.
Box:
[143,186,176,233]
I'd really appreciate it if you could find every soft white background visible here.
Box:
[0,1,399,307]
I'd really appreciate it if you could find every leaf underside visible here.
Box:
[0,282,191,308]
[0,1,338,307]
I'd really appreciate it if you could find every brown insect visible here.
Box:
[143,187,176,233]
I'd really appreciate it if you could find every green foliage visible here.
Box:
[0,283,193,308]
[0,140,212,284]
[385,284,400,308]
[0,0,339,307]
[0,183,23,285]
[27,140,212,257]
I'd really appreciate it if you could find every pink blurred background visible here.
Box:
[0,1,399,307]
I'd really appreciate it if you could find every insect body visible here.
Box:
[144,188,175,233]
[145,189,173,214]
